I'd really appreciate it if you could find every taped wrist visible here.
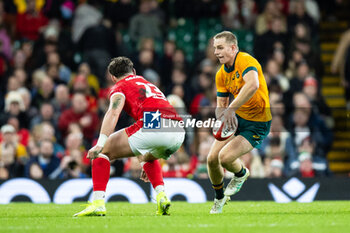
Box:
[96,134,108,147]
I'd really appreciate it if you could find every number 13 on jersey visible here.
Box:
[136,82,167,100]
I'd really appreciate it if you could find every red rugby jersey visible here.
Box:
[109,75,182,135]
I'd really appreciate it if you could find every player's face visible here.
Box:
[213,38,235,65]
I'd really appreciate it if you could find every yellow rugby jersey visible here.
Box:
[216,52,272,122]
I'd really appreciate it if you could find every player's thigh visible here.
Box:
[102,129,134,160]
[207,138,232,166]
[129,126,185,160]
[219,135,253,162]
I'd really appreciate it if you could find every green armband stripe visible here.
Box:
[242,66,258,77]
[217,92,229,97]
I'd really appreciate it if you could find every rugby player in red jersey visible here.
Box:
[74,57,185,217]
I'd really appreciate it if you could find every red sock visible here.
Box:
[143,160,164,189]
[92,157,110,191]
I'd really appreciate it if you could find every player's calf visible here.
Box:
[74,154,110,217]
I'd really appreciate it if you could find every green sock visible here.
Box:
[234,167,246,177]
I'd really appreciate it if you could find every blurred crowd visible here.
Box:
[0,0,338,180]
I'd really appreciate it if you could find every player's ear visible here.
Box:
[132,68,136,75]
[108,73,118,83]
[107,73,112,81]
[231,43,236,51]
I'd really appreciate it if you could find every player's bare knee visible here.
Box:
[108,152,121,161]
[101,147,111,158]
[207,152,220,167]
[142,153,157,162]
[218,150,232,168]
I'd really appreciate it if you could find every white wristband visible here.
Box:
[96,134,108,147]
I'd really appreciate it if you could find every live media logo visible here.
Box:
[143,110,161,129]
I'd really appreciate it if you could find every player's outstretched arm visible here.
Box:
[216,96,229,119]
[229,70,259,110]
[100,93,125,136]
[222,70,259,129]
[87,93,125,159]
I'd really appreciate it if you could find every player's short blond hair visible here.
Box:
[214,31,238,47]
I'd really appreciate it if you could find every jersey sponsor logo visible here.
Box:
[143,110,161,129]
[231,71,240,81]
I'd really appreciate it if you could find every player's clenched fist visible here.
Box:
[87,145,103,159]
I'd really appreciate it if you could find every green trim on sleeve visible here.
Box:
[217,92,229,97]
[242,66,258,77]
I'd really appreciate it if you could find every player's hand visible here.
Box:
[140,169,150,182]
[215,107,226,119]
[221,108,238,130]
[87,145,103,159]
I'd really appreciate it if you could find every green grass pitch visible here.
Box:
[0,201,349,233]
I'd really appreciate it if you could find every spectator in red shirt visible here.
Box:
[7,116,30,147]
[51,84,71,119]
[70,74,98,113]
[15,0,48,41]
[58,92,99,144]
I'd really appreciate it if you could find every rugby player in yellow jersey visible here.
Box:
[208,31,272,214]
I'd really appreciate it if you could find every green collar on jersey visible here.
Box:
[224,51,240,73]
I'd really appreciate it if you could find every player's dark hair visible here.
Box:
[108,57,134,78]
